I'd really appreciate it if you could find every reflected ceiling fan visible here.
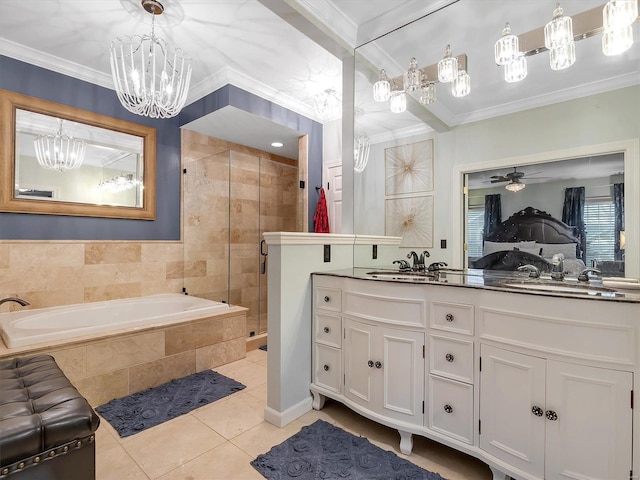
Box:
[490,167,544,192]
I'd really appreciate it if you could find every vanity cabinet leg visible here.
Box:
[398,430,413,455]
[311,391,326,410]
[489,466,509,480]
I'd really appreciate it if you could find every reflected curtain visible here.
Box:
[561,186,585,260]
[614,183,624,260]
[483,194,502,241]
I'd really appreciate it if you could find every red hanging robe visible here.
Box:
[314,188,331,233]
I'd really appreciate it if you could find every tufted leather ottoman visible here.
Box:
[0,355,100,480]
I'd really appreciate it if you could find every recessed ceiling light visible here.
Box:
[271,142,284,148]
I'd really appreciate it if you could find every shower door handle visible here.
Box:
[260,239,268,257]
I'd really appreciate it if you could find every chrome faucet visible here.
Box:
[550,253,565,281]
[517,264,540,278]
[577,268,601,282]
[0,297,30,307]
[406,251,423,271]
[428,261,448,272]
[393,259,411,272]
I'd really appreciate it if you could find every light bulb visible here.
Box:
[544,3,574,50]
[504,54,527,83]
[602,24,634,55]
[373,69,391,102]
[549,41,576,70]
[438,45,458,83]
[495,23,519,66]
[403,57,421,92]
[451,69,471,98]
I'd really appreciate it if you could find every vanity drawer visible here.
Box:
[429,335,474,384]
[431,301,474,335]
[315,287,342,312]
[315,312,342,348]
[428,375,474,444]
[314,344,342,393]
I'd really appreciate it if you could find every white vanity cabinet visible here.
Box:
[310,274,639,480]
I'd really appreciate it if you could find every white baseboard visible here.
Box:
[264,396,313,427]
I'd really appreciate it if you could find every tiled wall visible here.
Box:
[0,242,184,311]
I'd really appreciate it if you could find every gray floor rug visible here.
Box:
[251,420,446,479]
[96,370,245,437]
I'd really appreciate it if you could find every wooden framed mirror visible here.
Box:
[0,89,156,219]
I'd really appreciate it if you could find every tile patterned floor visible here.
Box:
[95,349,492,479]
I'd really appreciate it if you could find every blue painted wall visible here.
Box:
[0,56,322,239]
[0,55,182,240]
[180,84,323,232]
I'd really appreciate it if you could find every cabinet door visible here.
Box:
[480,345,546,478]
[379,326,424,424]
[345,319,375,408]
[545,361,632,480]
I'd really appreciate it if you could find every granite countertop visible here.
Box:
[314,268,640,304]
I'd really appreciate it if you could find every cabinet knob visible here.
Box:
[323,326,330,333]
[368,360,374,368]
[531,406,544,417]
[445,353,454,362]
[444,404,453,414]
[545,410,558,421]
[323,364,330,372]
[375,361,383,369]
[323,296,330,303]
[445,313,454,322]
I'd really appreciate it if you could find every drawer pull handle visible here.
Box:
[445,353,454,362]
[323,326,330,333]
[323,296,330,303]
[444,404,453,414]
[545,410,558,421]
[323,364,330,372]
[445,313,454,322]
[375,361,383,369]
[368,360,374,368]
[531,406,544,417]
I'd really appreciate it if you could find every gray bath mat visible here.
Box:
[96,370,245,437]
[251,420,446,479]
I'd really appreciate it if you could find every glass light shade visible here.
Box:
[602,25,634,55]
[549,42,576,70]
[354,136,371,173]
[495,23,519,65]
[33,120,86,172]
[419,81,436,105]
[505,181,525,192]
[504,54,528,83]
[451,69,471,98]
[314,88,342,121]
[544,4,574,50]
[603,0,638,30]
[390,91,407,113]
[373,69,391,102]
[403,57,421,92]
[97,173,139,193]
[110,32,192,119]
[438,45,458,83]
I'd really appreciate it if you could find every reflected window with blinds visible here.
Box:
[584,201,616,267]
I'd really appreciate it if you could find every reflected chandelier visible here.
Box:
[110,0,192,119]
[314,88,342,122]
[97,173,140,193]
[354,136,370,173]
[33,119,86,172]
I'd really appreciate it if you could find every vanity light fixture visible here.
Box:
[373,69,391,102]
[33,119,86,172]
[504,53,528,83]
[495,23,519,65]
[505,179,526,192]
[419,74,436,105]
[110,0,192,119]
[314,88,342,122]
[389,80,407,113]
[354,136,371,173]
[438,44,458,83]
[403,57,421,92]
[97,173,140,193]
[451,68,471,97]
[602,0,637,55]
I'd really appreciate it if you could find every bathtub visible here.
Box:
[0,293,230,349]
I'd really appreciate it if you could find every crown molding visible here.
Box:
[290,0,358,48]
[368,124,433,145]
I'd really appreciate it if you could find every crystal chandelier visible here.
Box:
[110,0,192,119]
[354,136,370,173]
[314,88,342,122]
[97,173,140,193]
[33,119,86,172]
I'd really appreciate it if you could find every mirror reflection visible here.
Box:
[352,0,639,278]
[15,109,144,208]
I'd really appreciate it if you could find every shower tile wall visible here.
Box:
[181,130,300,336]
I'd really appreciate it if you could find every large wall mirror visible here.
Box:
[0,89,156,219]
[352,0,640,278]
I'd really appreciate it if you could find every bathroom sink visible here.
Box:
[501,281,622,296]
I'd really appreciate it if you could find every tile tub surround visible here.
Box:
[0,307,247,406]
